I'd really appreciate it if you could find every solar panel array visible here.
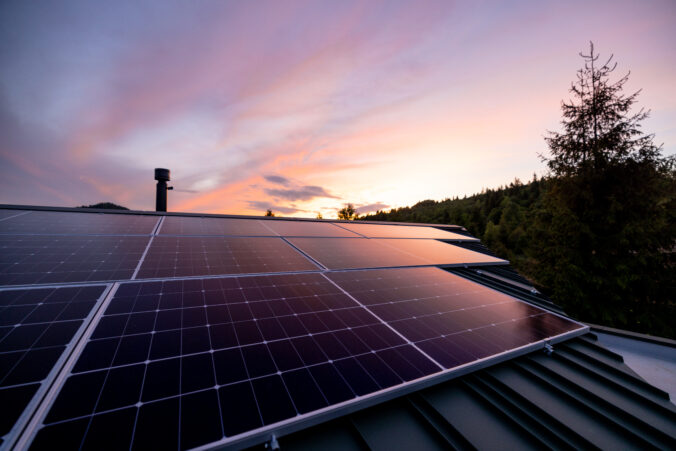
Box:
[0,208,587,450]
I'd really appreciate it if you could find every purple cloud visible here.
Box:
[263,175,291,186]
[265,185,339,202]
[247,200,304,215]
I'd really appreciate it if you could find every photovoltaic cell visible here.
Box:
[335,222,474,240]
[327,267,585,368]
[0,285,106,446]
[287,238,506,270]
[159,216,276,236]
[0,235,150,286]
[263,220,360,237]
[136,236,318,279]
[29,274,440,450]
[0,211,158,235]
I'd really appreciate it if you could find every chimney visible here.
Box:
[154,168,172,212]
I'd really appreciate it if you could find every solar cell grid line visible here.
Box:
[0,210,31,222]
[26,273,442,450]
[159,216,277,236]
[319,272,445,371]
[334,222,478,240]
[131,217,165,280]
[262,220,361,237]
[135,236,319,279]
[0,284,108,449]
[280,237,327,271]
[0,235,151,286]
[0,211,159,235]
[326,267,587,369]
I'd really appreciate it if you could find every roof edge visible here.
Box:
[588,323,676,348]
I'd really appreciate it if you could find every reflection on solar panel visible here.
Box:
[335,222,475,240]
[381,239,507,266]
[160,216,276,236]
[263,220,359,237]
[136,236,318,279]
[0,211,158,235]
[288,238,506,269]
[327,267,583,368]
[29,274,440,450]
[0,285,106,447]
[288,238,430,269]
[0,235,150,286]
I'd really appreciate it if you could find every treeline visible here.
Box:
[78,202,129,210]
[361,173,675,339]
[365,175,544,268]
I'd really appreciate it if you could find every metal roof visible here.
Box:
[277,333,676,450]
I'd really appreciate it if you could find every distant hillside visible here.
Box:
[78,202,129,210]
[362,175,675,339]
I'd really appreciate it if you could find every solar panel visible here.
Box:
[0,285,106,447]
[27,274,441,450]
[335,222,475,240]
[159,216,276,236]
[287,238,506,270]
[0,211,158,235]
[263,220,360,237]
[0,208,589,450]
[0,235,150,286]
[135,236,319,279]
[326,267,584,368]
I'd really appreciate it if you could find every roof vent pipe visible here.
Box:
[154,168,172,212]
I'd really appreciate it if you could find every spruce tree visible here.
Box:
[544,42,666,175]
[532,43,675,336]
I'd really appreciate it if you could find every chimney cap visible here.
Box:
[155,168,170,182]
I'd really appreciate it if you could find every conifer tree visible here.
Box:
[337,204,358,220]
[544,42,666,176]
[532,43,675,334]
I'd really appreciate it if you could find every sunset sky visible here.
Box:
[1,0,674,218]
